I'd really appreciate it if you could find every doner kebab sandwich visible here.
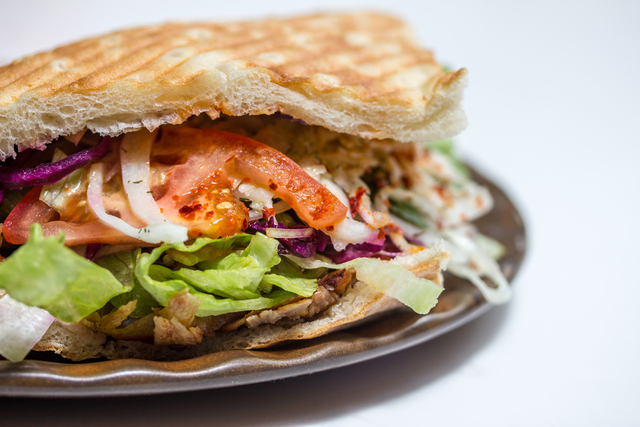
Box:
[0,12,510,362]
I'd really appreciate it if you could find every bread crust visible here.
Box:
[0,12,467,160]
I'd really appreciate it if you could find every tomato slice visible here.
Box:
[3,187,146,246]
[3,127,348,246]
[152,128,348,232]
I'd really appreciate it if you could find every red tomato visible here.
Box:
[152,128,348,233]
[3,187,146,245]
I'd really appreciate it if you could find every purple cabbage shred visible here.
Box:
[246,216,402,262]
[0,136,111,190]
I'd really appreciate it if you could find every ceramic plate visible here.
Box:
[0,170,526,397]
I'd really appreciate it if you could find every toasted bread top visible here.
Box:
[0,12,467,160]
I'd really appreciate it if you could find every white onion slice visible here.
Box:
[266,227,314,239]
[236,182,274,210]
[273,200,291,214]
[0,293,54,363]
[120,130,188,241]
[87,163,187,244]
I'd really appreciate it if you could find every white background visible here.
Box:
[1,1,639,426]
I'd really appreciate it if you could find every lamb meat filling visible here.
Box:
[221,268,355,332]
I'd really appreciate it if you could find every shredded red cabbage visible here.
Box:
[0,136,111,190]
[248,217,329,258]
[320,238,402,263]
[247,216,402,262]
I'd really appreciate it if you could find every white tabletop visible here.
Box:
[1,1,639,426]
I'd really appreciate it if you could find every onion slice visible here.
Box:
[266,227,315,239]
[120,130,179,227]
[0,292,54,363]
[87,163,187,244]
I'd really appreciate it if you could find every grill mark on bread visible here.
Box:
[0,14,411,100]
[0,13,468,160]
[0,26,183,100]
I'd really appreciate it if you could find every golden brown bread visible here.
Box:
[0,12,467,160]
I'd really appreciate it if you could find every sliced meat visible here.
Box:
[229,269,355,331]
[153,316,203,346]
[245,299,313,328]
[192,311,248,337]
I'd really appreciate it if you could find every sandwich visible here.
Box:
[0,12,510,362]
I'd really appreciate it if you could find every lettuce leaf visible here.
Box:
[260,274,317,297]
[151,263,265,299]
[0,293,55,363]
[134,233,306,317]
[96,249,159,317]
[0,225,131,322]
[166,234,253,266]
[284,254,443,314]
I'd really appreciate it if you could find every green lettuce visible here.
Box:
[96,249,159,317]
[260,274,317,297]
[134,233,311,317]
[284,254,443,314]
[0,225,130,322]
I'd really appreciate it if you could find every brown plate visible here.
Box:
[0,169,526,397]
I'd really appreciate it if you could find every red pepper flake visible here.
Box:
[434,185,454,207]
[348,187,367,219]
[179,203,204,220]
[262,206,275,219]
[286,178,303,192]
[382,222,402,234]
[268,181,278,191]
[310,203,330,220]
